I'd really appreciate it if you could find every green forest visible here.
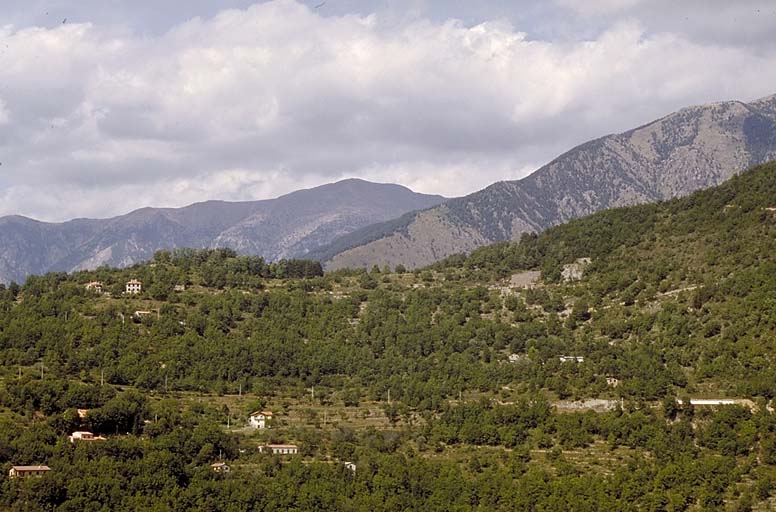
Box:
[2,163,776,510]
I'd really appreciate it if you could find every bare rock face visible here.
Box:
[0,180,445,283]
[318,93,776,270]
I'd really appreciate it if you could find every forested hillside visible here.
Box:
[2,163,776,510]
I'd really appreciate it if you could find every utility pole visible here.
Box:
[387,389,391,403]
[311,386,315,403]
[40,363,44,380]
[100,369,104,386]
[238,383,242,397]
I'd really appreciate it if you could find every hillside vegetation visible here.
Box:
[1,163,776,510]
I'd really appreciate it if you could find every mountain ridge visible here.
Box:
[0,179,446,283]
[316,93,776,270]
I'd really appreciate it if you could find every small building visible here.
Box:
[68,431,105,443]
[211,462,231,473]
[508,353,522,363]
[344,462,357,473]
[258,444,298,455]
[76,409,90,419]
[125,279,142,295]
[606,377,620,387]
[173,284,186,292]
[249,411,273,429]
[9,466,51,479]
[133,310,153,320]
[85,281,104,294]
[559,356,584,363]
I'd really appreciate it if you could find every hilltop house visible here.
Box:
[125,279,142,294]
[249,411,273,429]
[8,466,50,479]
[258,444,298,455]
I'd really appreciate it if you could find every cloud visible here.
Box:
[0,0,776,221]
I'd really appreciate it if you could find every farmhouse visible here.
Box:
[258,444,298,455]
[125,279,142,294]
[9,466,50,479]
[249,411,273,429]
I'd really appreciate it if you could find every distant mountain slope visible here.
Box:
[0,179,445,283]
[315,93,776,270]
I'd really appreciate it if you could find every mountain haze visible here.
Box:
[0,180,445,283]
[314,93,776,270]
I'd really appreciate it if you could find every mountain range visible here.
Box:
[1,93,775,283]
[0,180,445,283]
[312,93,776,270]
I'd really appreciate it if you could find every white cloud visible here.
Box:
[0,0,775,221]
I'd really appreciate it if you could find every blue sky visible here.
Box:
[1,0,775,220]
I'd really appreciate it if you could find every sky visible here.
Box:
[1,0,776,221]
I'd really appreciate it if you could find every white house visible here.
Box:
[258,444,298,455]
[85,281,104,294]
[68,431,105,443]
[9,466,50,479]
[125,279,142,294]
[344,462,357,473]
[211,462,231,473]
[249,411,273,429]
[173,284,186,292]
[508,353,522,363]
[559,356,584,363]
